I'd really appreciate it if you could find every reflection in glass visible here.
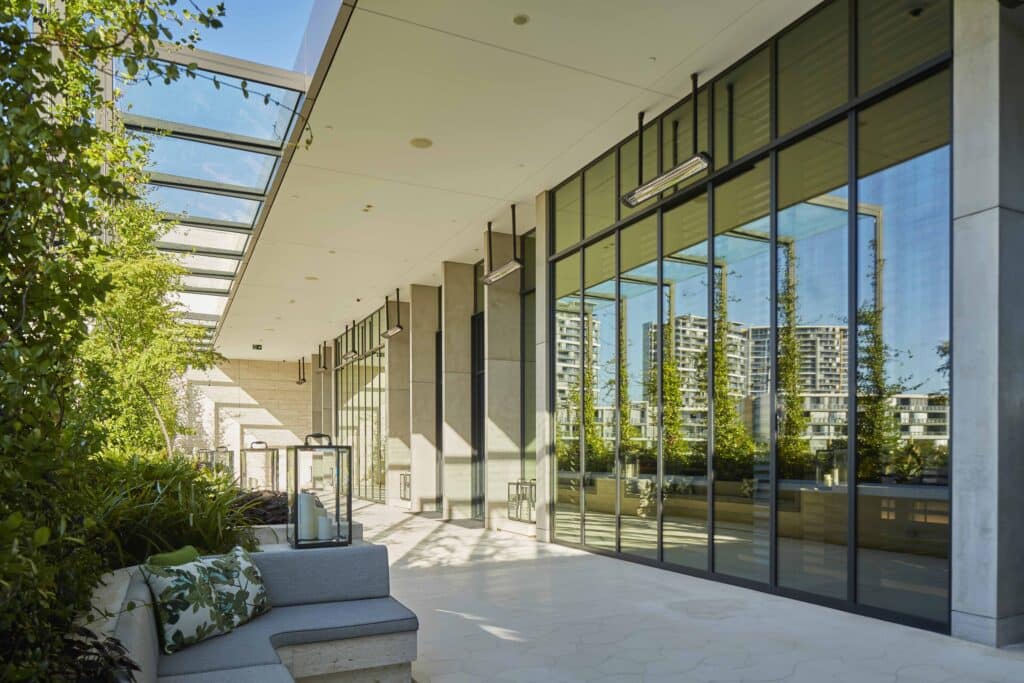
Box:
[712,161,770,583]
[172,253,238,275]
[856,73,950,624]
[522,232,537,480]
[662,195,710,570]
[714,48,770,166]
[139,132,277,191]
[148,185,260,224]
[661,90,709,196]
[582,236,617,551]
[554,176,581,253]
[618,217,658,559]
[159,224,248,253]
[117,63,299,144]
[858,0,950,94]
[776,122,849,599]
[584,152,616,237]
[777,0,848,135]
[553,254,582,543]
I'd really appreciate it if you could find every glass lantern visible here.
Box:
[239,441,281,492]
[286,433,352,548]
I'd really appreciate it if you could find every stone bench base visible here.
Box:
[278,632,416,683]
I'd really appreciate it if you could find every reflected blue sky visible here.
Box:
[140,132,276,190]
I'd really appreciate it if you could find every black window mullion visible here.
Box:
[614,230,622,554]
[768,147,779,590]
[579,245,586,546]
[706,179,716,576]
[846,106,859,605]
[656,207,665,563]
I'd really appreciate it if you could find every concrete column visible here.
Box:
[951,1,1024,647]
[441,261,475,519]
[534,191,552,542]
[409,284,440,513]
[484,230,524,533]
[386,301,411,509]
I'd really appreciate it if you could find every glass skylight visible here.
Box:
[181,275,233,293]
[173,253,239,275]
[159,224,248,254]
[148,185,261,224]
[117,63,299,144]
[171,292,228,317]
[140,132,277,192]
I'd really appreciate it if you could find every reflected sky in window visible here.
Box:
[148,185,260,224]
[139,132,276,191]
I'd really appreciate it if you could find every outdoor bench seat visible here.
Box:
[113,544,418,683]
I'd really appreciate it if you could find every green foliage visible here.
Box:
[90,455,257,570]
[776,243,811,479]
[0,0,227,678]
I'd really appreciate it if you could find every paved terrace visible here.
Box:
[352,501,1024,683]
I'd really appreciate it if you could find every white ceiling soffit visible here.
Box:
[219,0,820,360]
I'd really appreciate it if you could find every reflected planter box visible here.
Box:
[286,433,353,549]
[239,441,282,492]
[196,447,234,476]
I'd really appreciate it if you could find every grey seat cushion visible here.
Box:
[252,545,390,606]
[158,597,418,677]
[114,569,160,683]
[158,664,292,683]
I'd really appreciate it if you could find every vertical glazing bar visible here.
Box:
[847,0,859,606]
[727,83,735,165]
[707,180,716,575]
[579,163,586,546]
[768,148,779,589]
[614,230,622,554]
[691,73,699,156]
[656,207,665,564]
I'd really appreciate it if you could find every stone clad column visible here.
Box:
[483,230,523,532]
[386,301,410,509]
[442,262,475,519]
[951,0,1024,647]
[409,284,440,513]
[534,191,552,541]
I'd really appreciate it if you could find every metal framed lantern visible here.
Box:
[239,441,281,492]
[286,433,353,548]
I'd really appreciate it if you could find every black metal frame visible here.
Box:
[545,0,954,634]
[238,441,281,492]
[520,229,538,484]
[287,433,353,549]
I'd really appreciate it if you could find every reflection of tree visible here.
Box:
[856,239,906,482]
[711,268,757,481]
[617,300,651,473]
[776,242,810,478]
[660,308,690,473]
[581,311,611,473]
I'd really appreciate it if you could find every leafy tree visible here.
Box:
[75,194,216,459]
[0,1,225,677]
[710,269,757,481]
[580,309,610,472]
[776,242,810,478]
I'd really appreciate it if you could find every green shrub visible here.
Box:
[91,454,258,569]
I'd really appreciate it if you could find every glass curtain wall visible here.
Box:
[335,309,387,503]
[548,0,951,629]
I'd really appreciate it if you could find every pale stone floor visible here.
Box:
[352,501,1024,683]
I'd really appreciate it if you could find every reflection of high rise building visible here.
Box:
[749,325,847,394]
[553,307,600,438]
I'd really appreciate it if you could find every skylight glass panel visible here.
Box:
[172,253,238,275]
[172,292,228,317]
[117,63,300,144]
[182,275,232,293]
[139,133,277,192]
[148,185,260,224]
[183,315,219,328]
[160,224,248,253]
[194,0,336,73]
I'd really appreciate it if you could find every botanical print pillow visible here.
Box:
[143,546,269,653]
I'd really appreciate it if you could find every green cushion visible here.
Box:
[143,546,270,654]
[147,545,200,567]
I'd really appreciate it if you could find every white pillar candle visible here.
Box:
[317,516,332,541]
[298,493,319,541]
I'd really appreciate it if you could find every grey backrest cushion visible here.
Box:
[114,569,159,683]
[252,544,390,607]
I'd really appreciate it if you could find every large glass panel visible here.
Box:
[714,48,770,167]
[553,253,582,543]
[522,233,537,481]
[619,122,659,219]
[117,63,299,144]
[858,0,950,94]
[776,122,850,599]
[777,0,849,135]
[554,176,581,254]
[584,152,617,237]
[855,72,950,624]
[140,132,277,191]
[159,225,248,253]
[148,185,260,224]
[582,235,617,551]
[181,274,232,293]
[170,291,226,317]
[660,90,710,195]
[662,194,710,570]
[618,216,659,560]
[172,253,238,275]
[712,160,770,583]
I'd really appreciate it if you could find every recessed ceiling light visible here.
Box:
[304,275,319,281]
[328,249,336,254]
[513,13,529,25]
[289,299,296,304]
[409,137,433,149]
